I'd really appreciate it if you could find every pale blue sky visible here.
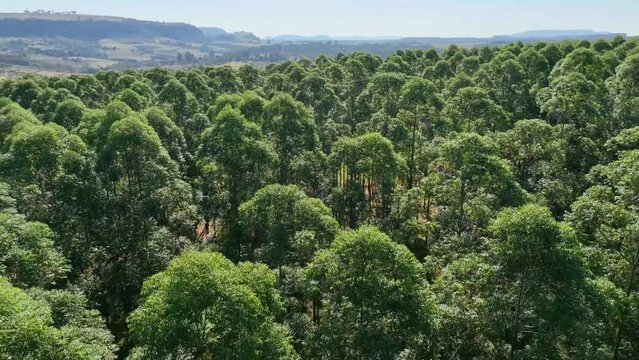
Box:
[4,0,639,37]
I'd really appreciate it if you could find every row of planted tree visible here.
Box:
[1,35,639,359]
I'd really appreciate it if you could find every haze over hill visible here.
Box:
[0,12,623,44]
[505,29,613,39]
[0,13,204,41]
[0,11,628,76]
[269,30,619,43]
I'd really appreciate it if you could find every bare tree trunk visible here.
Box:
[458,179,466,235]
[613,244,639,359]
[510,267,528,360]
[408,112,418,189]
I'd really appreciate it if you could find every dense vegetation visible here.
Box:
[1,35,639,359]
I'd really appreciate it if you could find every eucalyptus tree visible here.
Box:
[114,88,148,112]
[399,78,443,188]
[305,226,437,359]
[295,71,343,129]
[608,54,639,129]
[198,106,278,260]
[443,86,510,134]
[144,107,190,171]
[424,133,524,237]
[95,114,195,333]
[128,251,298,360]
[488,204,593,359]
[238,64,261,90]
[537,71,606,181]
[497,119,575,213]
[206,65,241,94]
[537,72,602,130]
[567,150,639,359]
[239,184,339,277]
[328,132,405,228]
[52,98,86,130]
[517,47,550,86]
[263,93,321,184]
[364,71,407,118]
[550,47,611,84]
[0,277,117,360]
[8,77,41,109]
[343,58,370,127]
[0,199,68,289]
[0,101,40,143]
[0,121,97,267]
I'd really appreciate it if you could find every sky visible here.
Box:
[4,0,639,37]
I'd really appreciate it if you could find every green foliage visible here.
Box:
[0,101,40,143]
[52,98,85,130]
[128,251,298,359]
[537,71,602,128]
[488,204,593,358]
[609,54,639,129]
[0,37,637,359]
[567,150,639,359]
[0,277,116,360]
[497,119,575,212]
[306,226,437,359]
[0,210,68,288]
[263,93,320,183]
[239,184,339,271]
[198,105,278,259]
[443,86,510,133]
[328,132,405,228]
[425,132,525,237]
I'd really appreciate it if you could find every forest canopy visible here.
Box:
[1,35,639,359]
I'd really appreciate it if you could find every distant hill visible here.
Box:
[268,35,406,43]
[200,27,259,42]
[267,30,623,44]
[491,29,622,42]
[270,34,333,42]
[200,27,227,38]
[0,12,624,45]
[398,30,624,46]
[0,13,204,42]
[0,11,630,77]
[503,29,613,39]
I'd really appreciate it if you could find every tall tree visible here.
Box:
[328,133,405,228]
[425,133,524,236]
[608,54,639,129]
[128,251,298,359]
[239,184,339,278]
[488,204,592,359]
[443,86,510,134]
[0,277,116,359]
[263,93,320,184]
[567,150,639,359]
[399,78,443,187]
[198,106,278,260]
[305,226,437,359]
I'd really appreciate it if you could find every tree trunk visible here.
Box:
[612,244,639,359]
[510,267,528,360]
[312,297,320,326]
[458,179,466,234]
[408,112,418,189]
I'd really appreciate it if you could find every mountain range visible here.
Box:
[0,13,625,44]
[271,30,621,44]
[0,12,630,77]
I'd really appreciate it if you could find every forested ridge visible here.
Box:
[0,15,205,42]
[1,36,639,359]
